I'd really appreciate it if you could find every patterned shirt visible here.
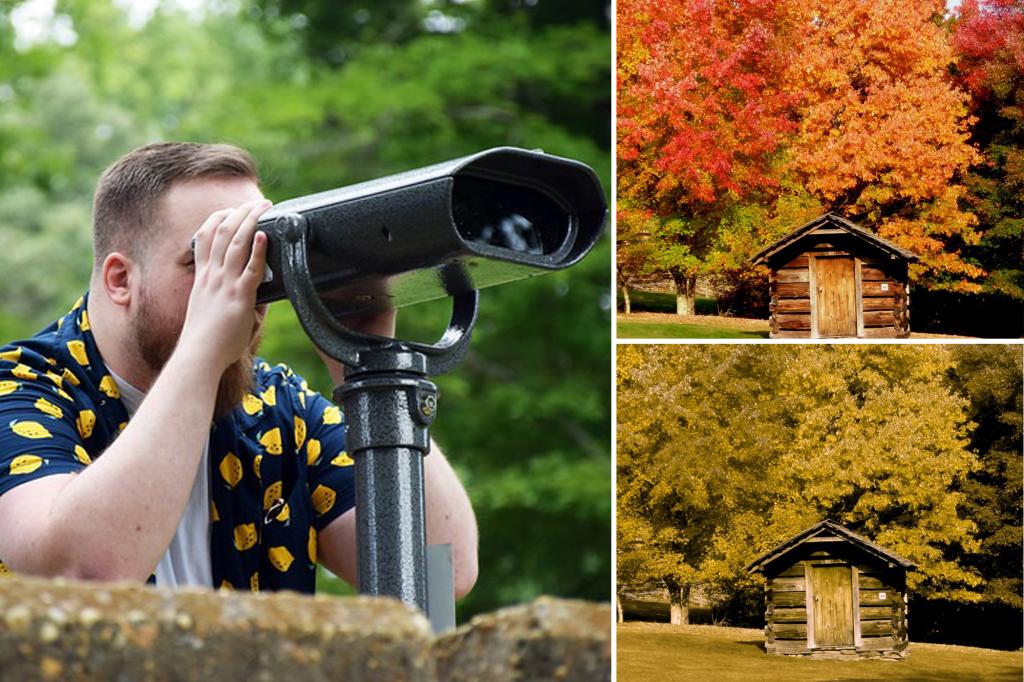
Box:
[0,294,356,593]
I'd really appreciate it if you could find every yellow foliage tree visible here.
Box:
[618,345,984,626]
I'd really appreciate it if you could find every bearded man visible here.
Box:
[0,142,478,596]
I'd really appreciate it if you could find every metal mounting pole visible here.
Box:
[275,212,477,620]
[334,349,436,610]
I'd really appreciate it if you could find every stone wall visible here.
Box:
[0,575,610,681]
[621,275,720,299]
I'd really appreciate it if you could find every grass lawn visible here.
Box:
[618,320,769,339]
[618,622,1023,682]
[617,288,770,338]
[619,290,720,315]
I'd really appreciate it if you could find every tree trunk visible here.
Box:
[669,584,690,625]
[621,285,632,315]
[616,592,624,624]
[671,272,697,317]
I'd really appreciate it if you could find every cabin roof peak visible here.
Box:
[750,212,920,265]
[744,520,916,574]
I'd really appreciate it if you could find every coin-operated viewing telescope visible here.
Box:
[255,147,607,632]
[255,146,607,318]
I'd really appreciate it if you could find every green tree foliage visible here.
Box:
[0,0,610,617]
[947,346,1023,607]
[254,0,610,66]
[251,0,611,146]
[618,345,994,624]
[254,0,426,64]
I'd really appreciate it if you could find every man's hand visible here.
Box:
[178,199,271,374]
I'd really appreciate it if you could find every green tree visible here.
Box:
[948,346,1023,607]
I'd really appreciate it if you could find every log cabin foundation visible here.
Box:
[745,521,915,659]
[751,214,919,339]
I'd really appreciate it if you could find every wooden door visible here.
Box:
[814,257,857,337]
[811,565,855,646]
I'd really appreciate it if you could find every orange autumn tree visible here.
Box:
[617,0,801,313]
[784,0,984,291]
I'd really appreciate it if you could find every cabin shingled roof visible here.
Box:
[744,520,916,574]
[750,213,920,265]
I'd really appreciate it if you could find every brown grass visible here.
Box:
[618,622,1022,682]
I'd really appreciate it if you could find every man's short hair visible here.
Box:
[92,142,260,268]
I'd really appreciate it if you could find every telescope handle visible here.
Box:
[276,213,478,376]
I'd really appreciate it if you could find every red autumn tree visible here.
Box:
[617,0,801,313]
[954,0,1024,102]
[783,0,984,292]
[952,0,1024,301]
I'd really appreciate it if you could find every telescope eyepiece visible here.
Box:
[451,176,571,257]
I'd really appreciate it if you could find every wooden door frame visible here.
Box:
[809,254,859,338]
[808,259,819,340]
[854,257,865,338]
[852,565,862,646]
[804,562,816,648]
[805,561,859,649]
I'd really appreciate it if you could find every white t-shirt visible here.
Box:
[111,370,212,588]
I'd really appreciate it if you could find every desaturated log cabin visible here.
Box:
[751,214,918,339]
[745,521,915,659]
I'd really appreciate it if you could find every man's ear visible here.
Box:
[100,252,137,308]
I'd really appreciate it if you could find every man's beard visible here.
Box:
[133,288,262,420]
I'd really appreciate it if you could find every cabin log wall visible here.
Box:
[762,548,909,658]
[766,237,911,339]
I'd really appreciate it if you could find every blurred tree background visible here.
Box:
[0,0,611,619]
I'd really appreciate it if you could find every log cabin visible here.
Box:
[745,521,915,659]
[751,214,918,339]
